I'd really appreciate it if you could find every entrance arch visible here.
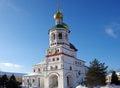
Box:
[66,75,73,88]
[49,75,58,88]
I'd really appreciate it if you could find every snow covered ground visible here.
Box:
[101,85,120,88]
[76,85,120,88]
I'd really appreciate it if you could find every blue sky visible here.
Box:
[0,0,120,73]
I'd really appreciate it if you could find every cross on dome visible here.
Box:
[54,4,63,19]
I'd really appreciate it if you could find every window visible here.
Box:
[51,33,55,41]
[38,68,40,72]
[38,78,40,87]
[65,34,68,40]
[79,62,81,65]
[51,66,53,70]
[75,61,77,64]
[56,49,59,53]
[67,76,69,86]
[33,69,35,72]
[70,66,72,70]
[57,58,59,61]
[27,79,29,83]
[48,49,51,54]
[58,33,62,39]
[53,33,55,40]
[78,71,81,75]
[32,79,35,83]
[55,66,58,69]
[53,58,55,61]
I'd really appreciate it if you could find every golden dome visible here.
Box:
[54,11,63,19]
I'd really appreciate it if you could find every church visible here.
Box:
[22,8,88,88]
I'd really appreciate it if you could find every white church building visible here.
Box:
[22,8,88,88]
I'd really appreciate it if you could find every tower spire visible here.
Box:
[57,3,60,13]
[54,4,63,24]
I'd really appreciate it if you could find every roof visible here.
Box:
[24,72,42,76]
[54,11,63,19]
[70,43,78,51]
[49,23,70,33]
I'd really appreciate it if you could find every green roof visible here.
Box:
[53,24,67,29]
[49,23,70,33]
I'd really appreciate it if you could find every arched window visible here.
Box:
[38,68,40,72]
[27,79,29,83]
[53,58,55,61]
[33,69,35,72]
[51,66,53,70]
[70,66,72,70]
[32,79,35,83]
[53,33,55,40]
[48,49,51,54]
[75,61,77,64]
[55,66,58,69]
[56,49,59,53]
[57,58,59,61]
[51,33,55,41]
[58,33,62,39]
[79,62,81,65]
[78,71,81,75]
[67,76,69,86]
[65,34,68,40]
[67,76,73,87]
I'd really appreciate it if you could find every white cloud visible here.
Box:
[105,28,117,38]
[0,62,23,72]
[105,23,120,38]
[0,62,22,68]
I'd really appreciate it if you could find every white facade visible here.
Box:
[22,9,88,88]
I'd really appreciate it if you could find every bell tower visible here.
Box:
[48,8,70,48]
[44,7,79,88]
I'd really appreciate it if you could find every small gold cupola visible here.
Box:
[54,4,63,20]
[53,6,63,25]
[54,10,63,19]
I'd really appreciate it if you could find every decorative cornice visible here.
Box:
[46,52,74,58]
[50,42,69,46]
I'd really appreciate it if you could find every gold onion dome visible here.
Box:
[54,11,63,19]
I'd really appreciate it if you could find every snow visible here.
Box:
[24,72,41,76]
[76,85,87,88]
[76,85,120,88]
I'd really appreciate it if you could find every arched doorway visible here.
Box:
[49,75,58,88]
[67,75,73,88]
